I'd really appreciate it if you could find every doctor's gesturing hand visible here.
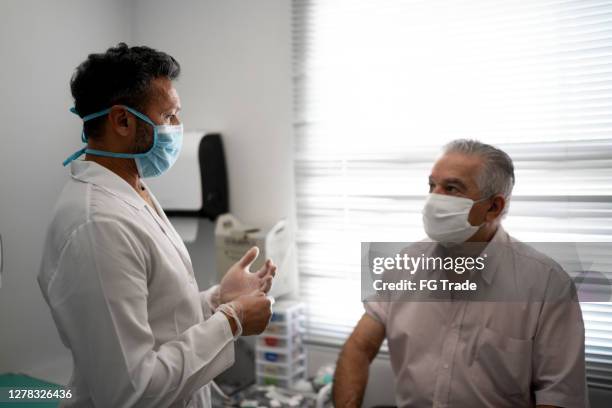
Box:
[219,246,277,303]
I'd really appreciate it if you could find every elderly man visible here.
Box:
[38,44,275,407]
[333,140,588,407]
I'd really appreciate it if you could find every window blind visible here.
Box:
[292,0,612,388]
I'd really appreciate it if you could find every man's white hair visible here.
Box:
[443,139,515,214]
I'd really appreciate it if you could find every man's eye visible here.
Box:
[446,185,458,193]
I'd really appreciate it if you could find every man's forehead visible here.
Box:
[430,152,482,183]
[147,77,180,109]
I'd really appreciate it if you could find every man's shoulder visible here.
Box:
[46,178,143,251]
[399,239,438,257]
[505,235,573,285]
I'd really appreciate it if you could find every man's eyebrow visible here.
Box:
[163,106,181,114]
[443,177,468,190]
[429,176,468,189]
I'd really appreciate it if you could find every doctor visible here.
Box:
[38,43,275,407]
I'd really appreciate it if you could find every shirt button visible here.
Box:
[443,363,449,369]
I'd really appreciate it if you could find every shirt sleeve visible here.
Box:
[363,301,389,325]
[200,285,221,315]
[532,270,589,408]
[48,219,235,408]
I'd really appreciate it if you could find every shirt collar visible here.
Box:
[70,160,146,210]
[429,225,510,285]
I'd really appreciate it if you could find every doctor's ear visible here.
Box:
[485,194,506,222]
[107,106,132,137]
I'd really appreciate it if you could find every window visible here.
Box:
[292,0,612,388]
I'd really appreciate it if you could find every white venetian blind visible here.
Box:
[292,0,612,388]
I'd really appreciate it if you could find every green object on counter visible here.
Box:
[0,373,61,407]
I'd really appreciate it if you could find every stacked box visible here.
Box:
[255,301,307,389]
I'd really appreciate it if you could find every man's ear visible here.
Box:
[107,106,132,137]
[485,194,506,222]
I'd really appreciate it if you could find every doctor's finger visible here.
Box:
[238,247,259,269]
[260,265,276,280]
[260,276,273,293]
[256,259,274,277]
[248,289,266,297]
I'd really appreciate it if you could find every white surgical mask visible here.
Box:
[422,193,489,246]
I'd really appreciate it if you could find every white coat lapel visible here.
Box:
[143,193,195,275]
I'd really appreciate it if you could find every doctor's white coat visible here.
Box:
[38,160,235,407]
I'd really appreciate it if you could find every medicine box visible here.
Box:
[255,301,306,389]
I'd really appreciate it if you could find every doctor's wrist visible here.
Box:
[209,285,221,309]
[220,309,238,336]
[217,302,243,339]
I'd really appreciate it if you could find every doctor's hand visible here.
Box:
[231,290,273,336]
[219,247,277,304]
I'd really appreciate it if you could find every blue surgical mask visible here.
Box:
[63,105,183,178]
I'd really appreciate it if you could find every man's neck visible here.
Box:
[468,223,499,244]
[84,154,141,193]
[442,225,500,265]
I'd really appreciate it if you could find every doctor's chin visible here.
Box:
[1,1,611,408]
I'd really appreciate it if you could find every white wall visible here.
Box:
[0,0,132,382]
[132,0,296,228]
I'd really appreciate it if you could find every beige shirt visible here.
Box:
[365,227,588,408]
[38,160,234,407]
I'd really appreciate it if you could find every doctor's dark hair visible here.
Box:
[70,43,180,139]
[443,139,515,214]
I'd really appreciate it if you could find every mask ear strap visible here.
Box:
[64,105,156,168]
[62,147,87,166]
[70,106,110,121]
[81,108,111,122]
[70,107,111,142]
[122,106,156,127]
